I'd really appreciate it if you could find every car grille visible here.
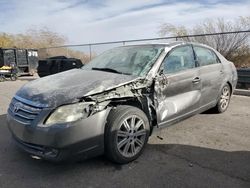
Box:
[8,97,43,125]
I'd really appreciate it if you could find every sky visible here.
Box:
[0,0,250,45]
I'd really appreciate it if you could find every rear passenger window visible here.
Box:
[194,46,219,66]
[163,46,195,74]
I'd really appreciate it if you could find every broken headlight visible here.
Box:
[44,102,94,126]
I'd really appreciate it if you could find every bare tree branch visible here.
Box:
[158,16,250,67]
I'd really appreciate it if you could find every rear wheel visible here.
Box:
[213,83,231,113]
[105,105,150,164]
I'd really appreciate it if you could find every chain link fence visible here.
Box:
[38,30,250,67]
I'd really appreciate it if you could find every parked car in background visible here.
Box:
[236,68,250,90]
[38,56,83,77]
[7,42,237,164]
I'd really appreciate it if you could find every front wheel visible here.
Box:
[105,105,150,164]
[214,83,231,113]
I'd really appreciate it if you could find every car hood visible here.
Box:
[16,69,138,108]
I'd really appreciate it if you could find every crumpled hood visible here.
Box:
[16,69,137,107]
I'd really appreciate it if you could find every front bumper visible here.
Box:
[7,108,111,161]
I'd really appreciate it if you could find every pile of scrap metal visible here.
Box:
[37,56,84,77]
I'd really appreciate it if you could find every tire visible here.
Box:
[105,105,150,164]
[213,83,231,113]
[0,76,5,82]
[10,74,17,81]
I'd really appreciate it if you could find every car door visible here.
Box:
[193,46,223,108]
[154,45,202,127]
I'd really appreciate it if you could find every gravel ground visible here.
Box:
[0,77,250,188]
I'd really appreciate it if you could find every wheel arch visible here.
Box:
[108,97,156,132]
[227,81,233,95]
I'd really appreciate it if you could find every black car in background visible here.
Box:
[37,56,83,77]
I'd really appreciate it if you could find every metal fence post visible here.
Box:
[89,44,92,60]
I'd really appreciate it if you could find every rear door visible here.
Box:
[154,45,202,127]
[193,46,223,108]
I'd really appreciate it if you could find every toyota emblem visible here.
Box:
[13,102,22,113]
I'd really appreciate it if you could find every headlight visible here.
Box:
[44,102,94,126]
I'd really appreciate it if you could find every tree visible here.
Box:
[158,16,250,67]
[0,27,91,62]
[0,27,66,49]
[0,33,14,48]
[13,27,67,49]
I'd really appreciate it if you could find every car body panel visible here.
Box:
[16,69,138,108]
[7,100,111,161]
[154,68,201,126]
[198,63,224,107]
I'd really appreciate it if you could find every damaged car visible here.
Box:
[7,42,237,164]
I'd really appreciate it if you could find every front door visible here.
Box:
[154,45,202,127]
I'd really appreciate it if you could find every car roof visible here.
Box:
[122,41,213,50]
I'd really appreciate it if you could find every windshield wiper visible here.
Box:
[91,67,131,75]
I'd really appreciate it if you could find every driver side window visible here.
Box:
[162,45,196,74]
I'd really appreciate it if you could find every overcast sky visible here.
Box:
[0,0,249,45]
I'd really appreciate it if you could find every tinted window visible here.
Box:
[163,45,195,74]
[194,46,219,66]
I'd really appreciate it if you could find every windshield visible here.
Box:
[82,46,163,76]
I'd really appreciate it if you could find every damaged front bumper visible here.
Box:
[7,107,111,161]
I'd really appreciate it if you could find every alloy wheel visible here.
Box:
[116,115,147,158]
[219,86,230,110]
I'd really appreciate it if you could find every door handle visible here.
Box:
[192,77,201,83]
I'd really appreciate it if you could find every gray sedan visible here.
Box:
[7,42,237,164]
